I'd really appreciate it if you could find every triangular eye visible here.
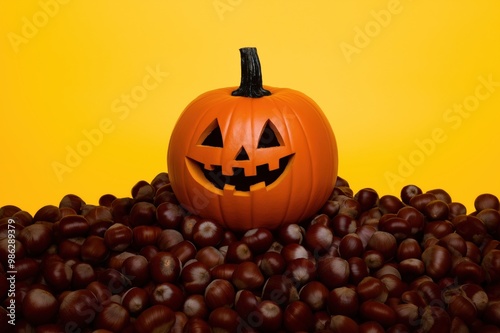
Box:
[258,120,282,148]
[199,119,223,147]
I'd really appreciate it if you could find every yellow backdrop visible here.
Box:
[1,0,499,215]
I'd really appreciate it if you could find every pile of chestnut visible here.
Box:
[1,172,500,332]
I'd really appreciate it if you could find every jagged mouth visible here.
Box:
[188,154,294,192]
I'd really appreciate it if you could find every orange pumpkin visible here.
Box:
[167,47,338,231]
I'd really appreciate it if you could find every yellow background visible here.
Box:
[1,0,499,216]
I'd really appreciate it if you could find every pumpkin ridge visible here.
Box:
[291,91,338,201]
[273,93,318,222]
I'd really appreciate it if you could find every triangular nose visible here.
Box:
[235,146,250,160]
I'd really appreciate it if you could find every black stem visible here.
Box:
[231,47,271,98]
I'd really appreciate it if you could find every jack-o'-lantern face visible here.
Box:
[186,118,294,194]
[167,48,338,231]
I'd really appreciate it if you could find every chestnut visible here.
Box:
[107,251,135,270]
[204,279,235,310]
[367,231,397,262]
[208,307,240,333]
[258,251,286,277]
[409,193,437,212]
[377,217,411,241]
[232,261,265,291]
[378,195,405,214]
[33,204,61,222]
[317,256,350,289]
[157,229,184,251]
[321,200,341,218]
[103,223,133,251]
[156,201,184,229]
[58,215,89,238]
[170,240,197,264]
[436,232,467,257]
[129,201,156,227]
[451,257,485,284]
[80,235,109,265]
[398,258,425,281]
[122,255,150,287]
[396,206,425,236]
[239,228,274,255]
[304,222,333,255]
[282,300,314,332]
[421,245,452,280]
[17,223,53,256]
[150,282,184,311]
[280,243,310,263]
[355,225,376,249]
[183,294,209,319]
[284,258,316,286]
[253,300,283,331]
[180,260,212,294]
[423,199,449,221]
[332,214,358,237]
[191,218,224,248]
[482,249,500,283]
[42,260,72,292]
[21,288,59,325]
[477,208,500,235]
[357,276,389,303]
[149,251,181,283]
[210,263,238,281]
[121,286,150,315]
[328,315,359,332]
[183,317,212,333]
[58,289,99,328]
[58,238,83,260]
[483,300,500,326]
[393,303,419,327]
[132,225,162,249]
[475,193,500,211]
[355,188,379,212]
[98,268,132,295]
[261,275,298,307]
[359,300,396,328]
[328,286,358,317]
[419,306,451,332]
[363,250,385,270]
[225,240,253,263]
[338,233,364,259]
[71,262,96,289]
[359,321,385,333]
[347,256,370,285]
[134,304,176,333]
[277,223,304,245]
[447,294,477,325]
[172,311,189,333]
[94,302,130,332]
[180,215,200,240]
[195,246,224,269]
[453,215,488,246]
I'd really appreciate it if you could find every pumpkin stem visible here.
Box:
[231,47,271,98]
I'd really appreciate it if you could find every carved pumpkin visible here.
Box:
[167,47,338,231]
